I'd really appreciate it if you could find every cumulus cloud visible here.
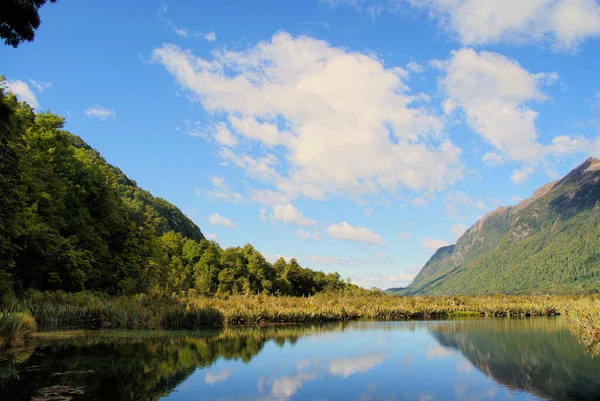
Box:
[271,203,316,226]
[350,272,416,288]
[422,237,450,251]
[84,105,116,120]
[328,353,386,377]
[196,176,243,203]
[297,228,320,240]
[437,48,587,182]
[214,124,238,147]
[204,368,233,385]
[446,190,487,215]
[326,221,385,246]
[406,61,425,74]
[208,213,237,228]
[153,32,464,204]
[482,151,506,166]
[406,0,600,50]
[4,79,39,109]
[399,232,412,241]
[411,198,429,207]
[271,373,317,397]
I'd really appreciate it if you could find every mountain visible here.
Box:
[404,158,600,295]
[0,89,204,293]
[1,86,349,297]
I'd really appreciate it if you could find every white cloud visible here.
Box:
[208,213,237,228]
[422,237,451,251]
[271,373,316,397]
[158,5,217,42]
[250,189,290,205]
[84,105,116,120]
[326,221,385,246]
[438,48,587,179]
[411,197,428,207]
[196,176,243,203]
[28,79,51,92]
[446,190,487,214]
[4,79,39,109]
[204,368,233,384]
[153,32,464,204]
[406,61,424,74]
[328,353,386,377]
[450,223,468,237]
[229,115,293,147]
[399,232,412,241]
[214,124,238,147]
[511,165,535,184]
[482,151,506,166]
[406,0,600,50]
[440,49,548,164]
[350,272,416,288]
[206,233,218,242]
[297,228,320,240]
[272,203,316,226]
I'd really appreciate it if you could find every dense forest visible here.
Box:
[0,82,349,297]
[403,157,600,295]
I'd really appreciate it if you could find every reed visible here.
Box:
[4,290,599,338]
[566,300,600,355]
[0,309,37,349]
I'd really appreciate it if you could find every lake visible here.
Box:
[1,318,599,400]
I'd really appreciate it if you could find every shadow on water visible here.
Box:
[429,318,600,401]
[0,323,351,400]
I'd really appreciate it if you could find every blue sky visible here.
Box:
[2,0,600,289]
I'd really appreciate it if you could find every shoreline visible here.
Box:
[3,292,599,351]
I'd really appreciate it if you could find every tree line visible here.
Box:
[0,82,350,296]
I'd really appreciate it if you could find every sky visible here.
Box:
[2,0,600,289]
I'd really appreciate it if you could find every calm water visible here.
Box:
[1,318,599,401]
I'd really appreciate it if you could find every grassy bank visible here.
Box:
[2,291,599,349]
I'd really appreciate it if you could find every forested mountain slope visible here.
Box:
[403,157,600,295]
[0,84,348,296]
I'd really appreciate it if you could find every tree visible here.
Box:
[1,0,57,47]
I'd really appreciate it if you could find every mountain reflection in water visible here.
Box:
[1,319,599,401]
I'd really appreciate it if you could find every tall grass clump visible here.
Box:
[567,301,600,355]
[0,309,37,349]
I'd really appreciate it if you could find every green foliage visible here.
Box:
[0,83,349,298]
[0,0,57,47]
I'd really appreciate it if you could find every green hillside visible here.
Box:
[403,157,600,295]
[0,82,348,296]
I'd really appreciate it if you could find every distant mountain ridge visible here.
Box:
[401,158,600,295]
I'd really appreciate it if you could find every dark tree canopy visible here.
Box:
[0,0,57,47]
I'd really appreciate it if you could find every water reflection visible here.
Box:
[0,319,599,400]
[430,319,600,401]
